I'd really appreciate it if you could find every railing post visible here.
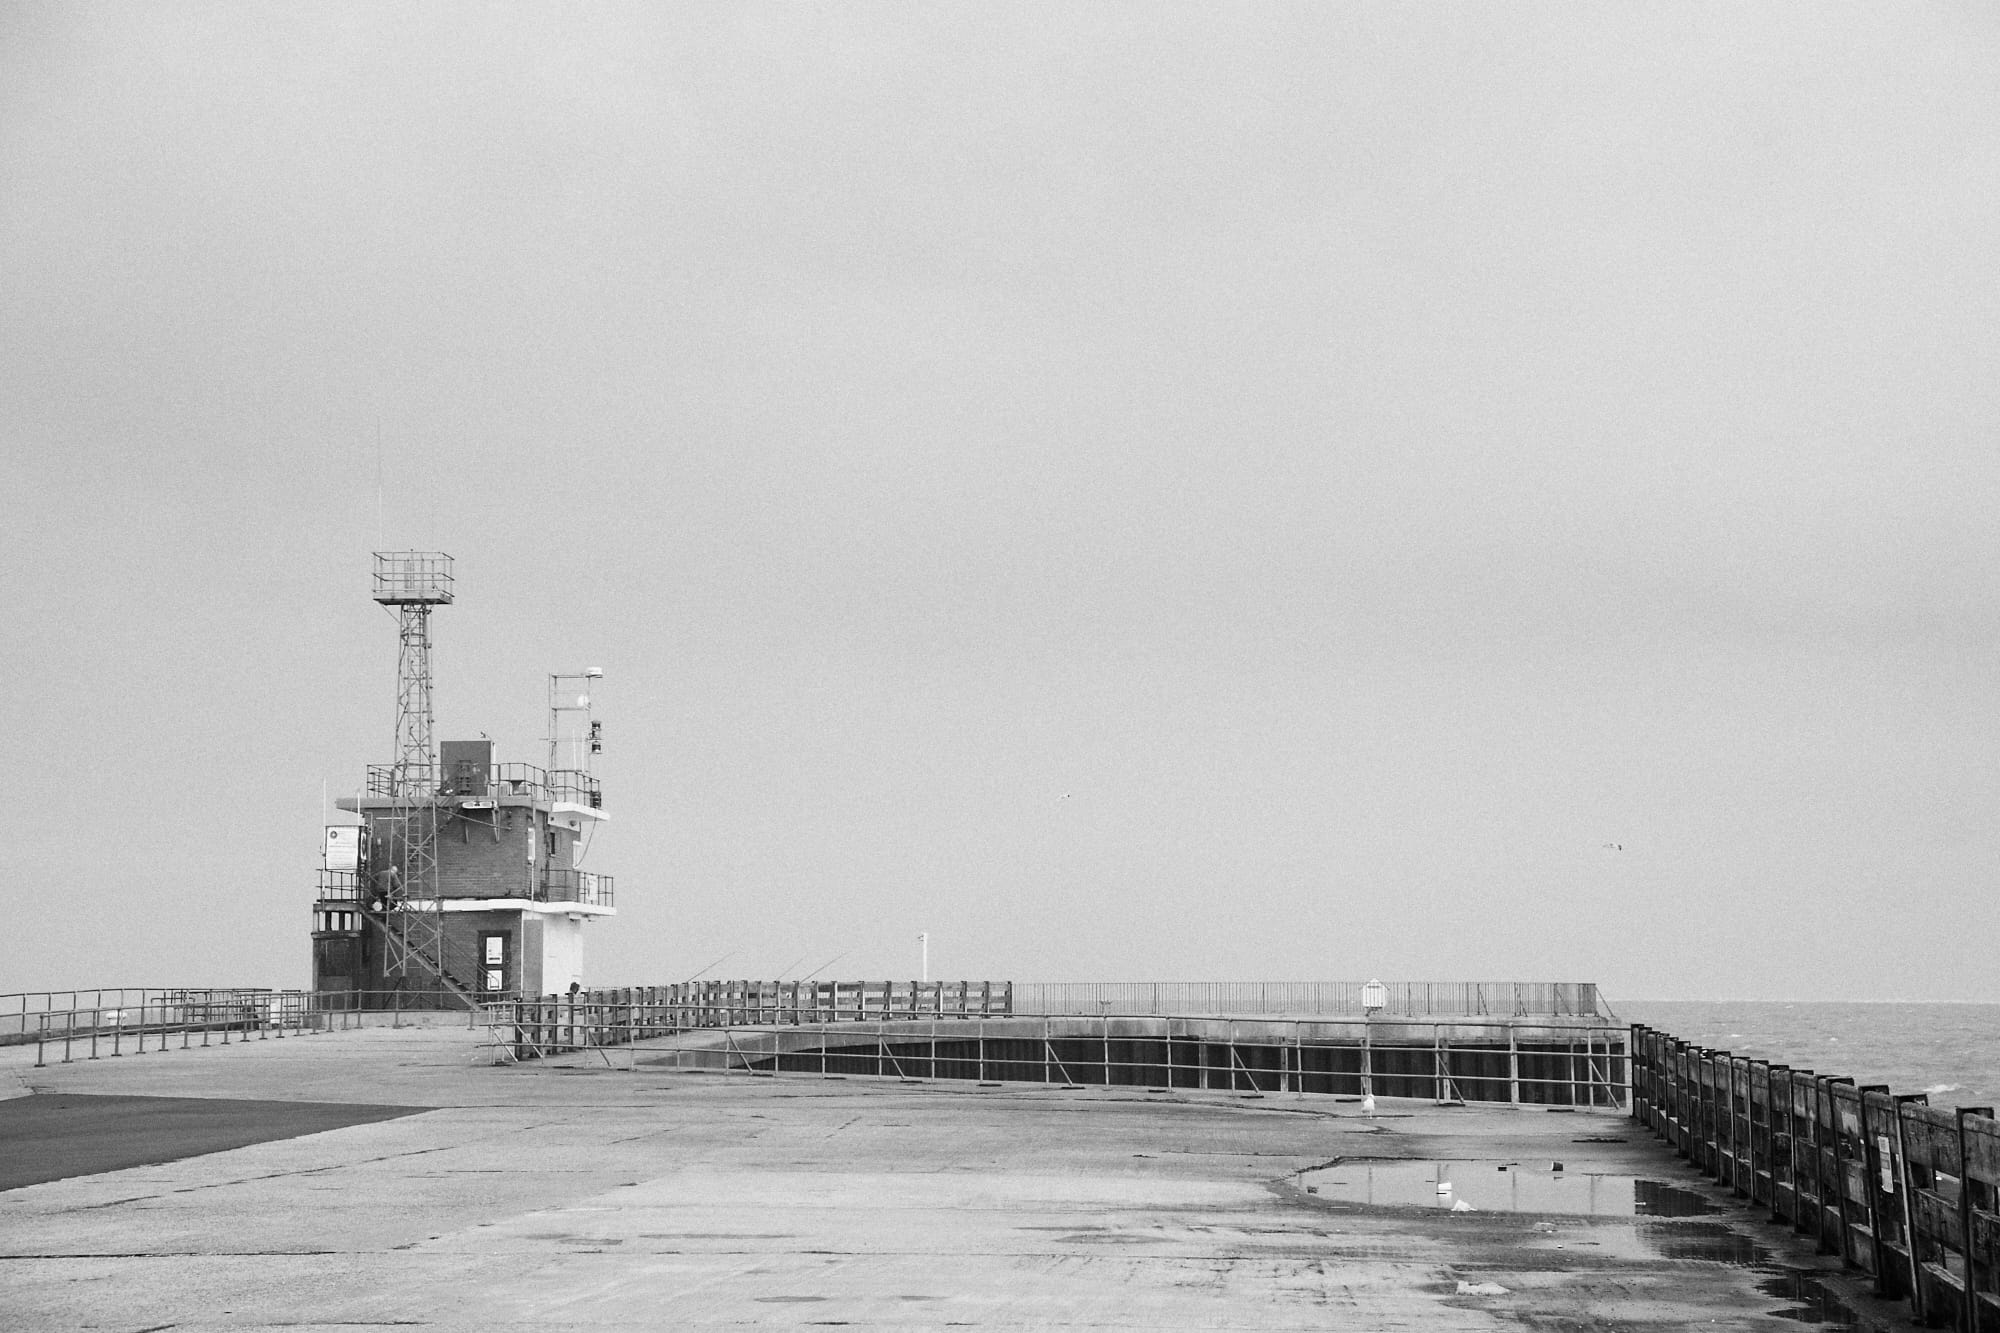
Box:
[1849,1085,1890,1290]
[1960,1110,1999,1333]
[1622,1027,1633,1115]
[1957,1107,1989,1333]
[1509,1022,1521,1106]
[1885,1092,1923,1312]
[1292,1020,1303,1098]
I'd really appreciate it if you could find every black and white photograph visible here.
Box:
[2,4,1996,1329]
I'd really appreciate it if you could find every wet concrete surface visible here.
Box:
[0,1092,422,1190]
[0,1023,1926,1330]
[1294,1157,1720,1216]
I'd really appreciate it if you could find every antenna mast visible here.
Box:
[546,667,604,806]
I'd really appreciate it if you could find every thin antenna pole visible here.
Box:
[374,416,384,549]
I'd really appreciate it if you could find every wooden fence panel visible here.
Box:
[1627,1029,2000,1333]
[1962,1114,2000,1333]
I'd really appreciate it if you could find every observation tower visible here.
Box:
[311,553,616,1004]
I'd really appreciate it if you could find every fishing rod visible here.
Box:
[801,949,852,983]
[681,951,736,984]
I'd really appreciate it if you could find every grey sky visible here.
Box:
[3,4,1996,1000]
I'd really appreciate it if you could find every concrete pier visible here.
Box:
[0,1020,1918,1331]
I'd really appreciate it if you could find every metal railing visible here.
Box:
[486,763,549,798]
[315,870,363,902]
[1012,980,1607,1018]
[545,768,603,807]
[365,761,603,808]
[371,550,453,604]
[317,871,616,911]
[480,1000,1628,1108]
[496,980,1611,1029]
[538,868,614,907]
[365,764,420,799]
[2,988,272,1044]
[1631,1023,2000,1329]
[24,989,495,1065]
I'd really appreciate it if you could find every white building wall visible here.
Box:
[539,914,587,994]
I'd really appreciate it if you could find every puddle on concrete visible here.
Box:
[1758,1272,1861,1327]
[1295,1157,1857,1324]
[1630,1220,1766,1266]
[1296,1159,1718,1217]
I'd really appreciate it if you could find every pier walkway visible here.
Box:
[0,1017,1918,1331]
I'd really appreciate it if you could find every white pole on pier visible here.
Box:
[918,932,929,983]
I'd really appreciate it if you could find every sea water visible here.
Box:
[1620,1000,2000,1115]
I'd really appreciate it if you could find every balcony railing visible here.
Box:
[540,869,614,908]
[546,768,603,807]
[315,871,363,903]
[317,868,615,908]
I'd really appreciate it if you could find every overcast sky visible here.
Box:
[3,4,1997,1001]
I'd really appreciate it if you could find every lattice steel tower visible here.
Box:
[375,551,453,799]
[372,552,453,981]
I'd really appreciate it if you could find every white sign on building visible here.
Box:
[324,825,365,872]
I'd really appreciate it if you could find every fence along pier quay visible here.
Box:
[486,977,1628,1107]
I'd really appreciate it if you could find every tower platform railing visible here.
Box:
[370,551,454,604]
[363,762,603,808]
[545,768,603,807]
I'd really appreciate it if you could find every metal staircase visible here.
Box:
[367,899,480,1007]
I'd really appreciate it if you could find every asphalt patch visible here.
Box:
[0,1093,423,1190]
